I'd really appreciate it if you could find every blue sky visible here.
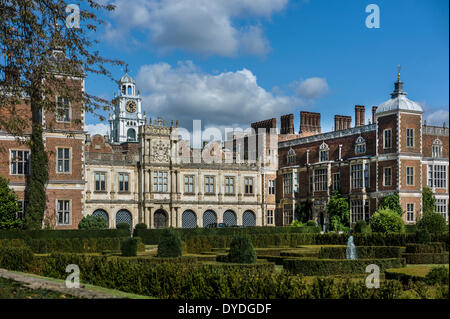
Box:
[84,0,449,136]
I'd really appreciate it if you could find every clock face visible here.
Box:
[126,101,137,113]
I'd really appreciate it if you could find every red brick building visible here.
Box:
[275,74,449,228]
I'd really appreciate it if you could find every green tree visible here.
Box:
[227,236,256,264]
[326,192,350,231]
[379,193,404,216]
[417,212,447,233]
[0,175,23,229]
[78,215,107,230]
[422,187,436,215]
[369,208,405,233]
[1,1,123,229]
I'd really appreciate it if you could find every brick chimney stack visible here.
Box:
[299,111,321,137]
[280,114,294,134]
[372,106,378,124]
[355,105,365,127]
[334,115,352,131]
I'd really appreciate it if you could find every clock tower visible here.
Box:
[109,73,146,144]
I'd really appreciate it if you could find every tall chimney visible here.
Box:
[372,106,378,124]
[300,111,321,137]
[334,115,352,131]
[355,105,365,127]
[280,114,294,134]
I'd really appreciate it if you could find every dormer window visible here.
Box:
[432,139,443,158]
[287,148,296,164]
[355,136,366,154]
[319,142,329,162]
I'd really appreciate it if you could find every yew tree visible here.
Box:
[0,1,123,229]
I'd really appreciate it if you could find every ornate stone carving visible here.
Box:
[152,140,169,162]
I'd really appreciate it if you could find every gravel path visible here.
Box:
[0,268,122,299]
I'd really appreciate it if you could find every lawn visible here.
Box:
[0,277,78,299]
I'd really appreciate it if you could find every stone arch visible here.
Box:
[92,209,109,227]
[116,209,132,231]
[182,210,197,228]
[203,210,217,227]
[223,210,237,226]
[242,210,256,227]
[154,209,168,229]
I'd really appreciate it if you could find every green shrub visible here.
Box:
[416,227,431,244]
[0,246,34,271]
[354,220,371,234]
[370,208,405,233]
[283,258,406,276]
[157,228,182,258]
[133,223,147,236]
[425,266,449,285]
[306,220,317,227]
[0,229,129,239]
[116,222,131,232]
[318,246,403,259]
[78,215,107,230]
[121,238,138,257]
[405,243,446,254]
[403,253,449,264]
[417,212,448,234]
[227,236,256,264]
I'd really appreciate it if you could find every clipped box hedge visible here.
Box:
[0,229,130,239]
[403,253,449,264]
[134,226,320,245]
[318,246,403,259]
[283,258,406,276]
[405,243,447,254]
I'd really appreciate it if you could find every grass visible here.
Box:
[386,264,449,277]
[0,277,78,299]
[5,270,154,299]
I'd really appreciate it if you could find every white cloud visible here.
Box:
[102,0,288,56]
[294,77,330,99]
[424,108,449,126]
[85,123,110,137]
[136,61,299,129]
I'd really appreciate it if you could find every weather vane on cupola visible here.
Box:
[397,64,401,82]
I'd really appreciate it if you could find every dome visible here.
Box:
[119,73,135,84]
[377,94,423,114]
[376,69,423,114]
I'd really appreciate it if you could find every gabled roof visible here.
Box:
[119,73,135,84]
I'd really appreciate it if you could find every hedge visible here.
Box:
[318,246,403,259]
[405,243,447,254]
[1,251,411,299]
[283,258,406,276]
[134,226,320,245]
[384,269,426,285]
[181,232,449,253]
[403,253,449,264]
[0,229,130,239]
[0,237,143,254]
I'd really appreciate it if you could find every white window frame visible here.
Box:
[119,173,129,192]
[184,175,194,193]
[432,139,443,158]
[314,168,327,191]
[332,172,341,191]
[56,147,71,174]
[406,128,414,148]
[224,176,234,194]
[351,163,363,189]
[56,96,71,122]
[56,199,71,226]
[406,167,414,186]
[267,210,274,225]
[10,150,30,175]
[283,173,292,195]
[244,177,254,194]
[153,171,168,192]
[351,199,364,224]
[383,167,392,186]
[406,203,415,222]
[204,175,215,194]
[268,180,275,195]
[428,165,447,189]
[95,172,106,191]
[436,199,448,222]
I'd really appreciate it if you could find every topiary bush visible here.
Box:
[417,212,448,234]
[133,223,148,236]
[157,228,182,258]
[354,220,371,234]
[369,208,405,233]
[121,238,138,257]
[227,236,256,264]
[425,266,449,285]
[78,215,107,230]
